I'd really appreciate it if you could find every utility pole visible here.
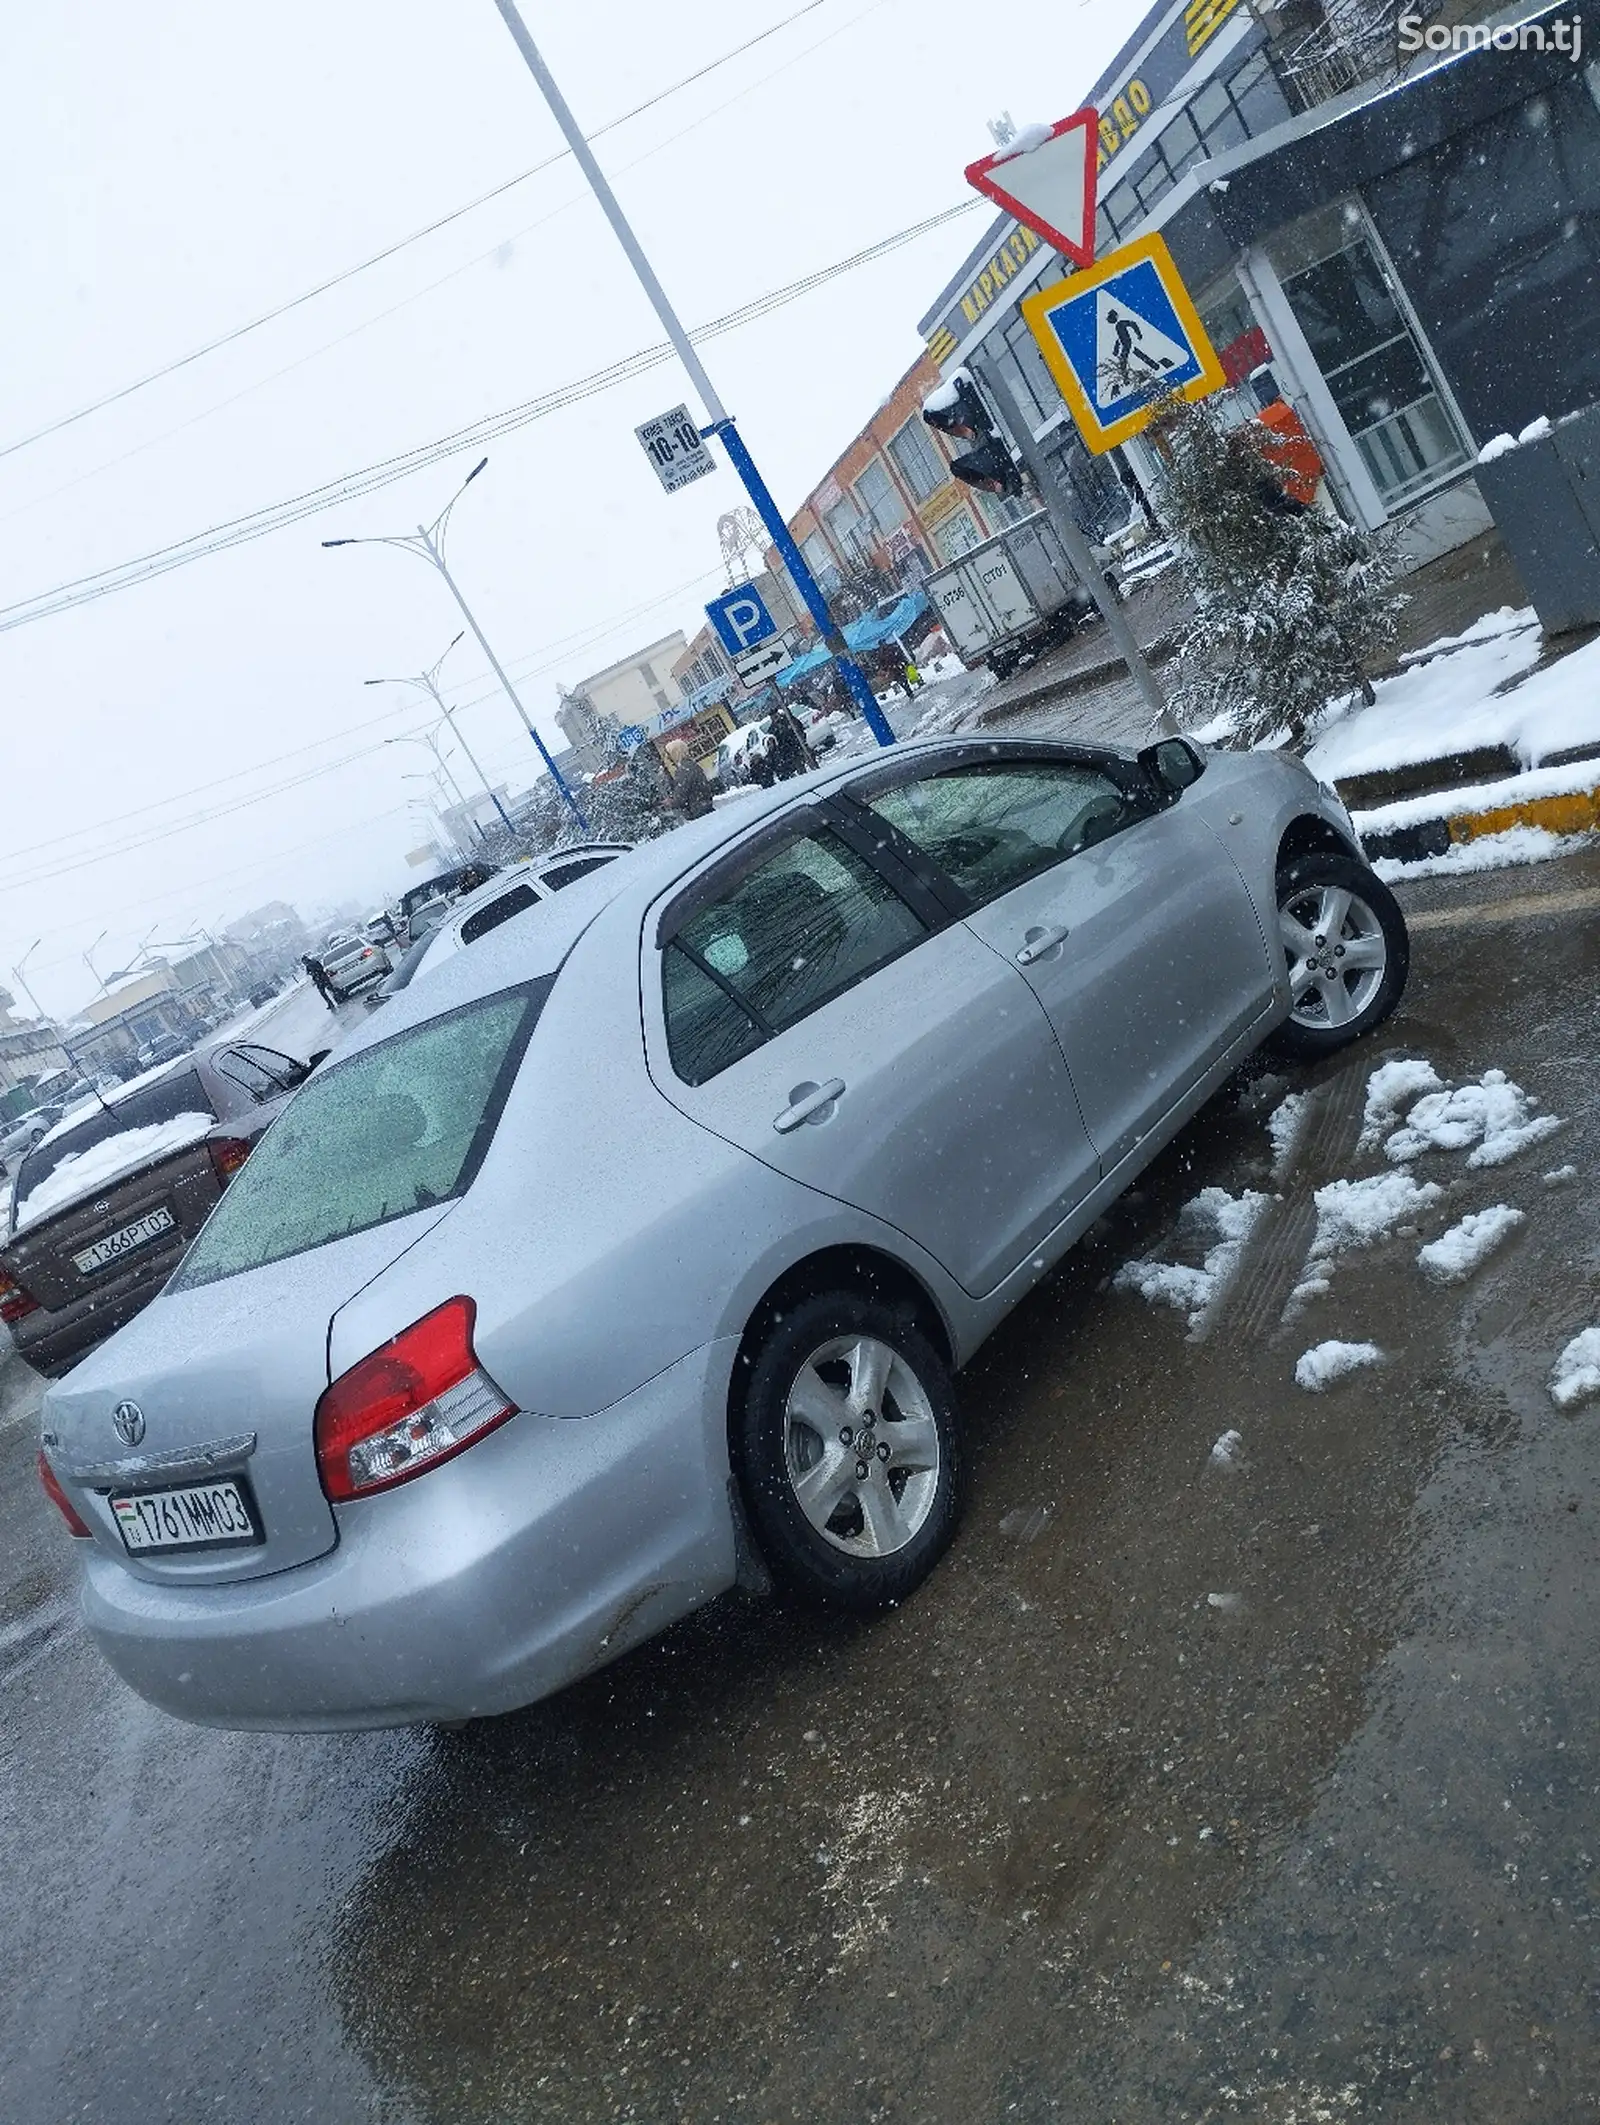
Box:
[968,353,1177,738]
[325,462,589,832]
[11,939,48,1023]
[486,0,897,749]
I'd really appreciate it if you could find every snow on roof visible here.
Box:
[14,1112,216,1234]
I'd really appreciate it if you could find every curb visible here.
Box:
[978,632,1179,725]
[1356,775,1600,865]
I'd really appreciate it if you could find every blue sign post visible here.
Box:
[705,584,777,658]
[704,418,896,748]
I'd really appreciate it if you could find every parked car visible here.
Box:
[0,1103,62,1173]
[319,932,392,1001]
[3,1039,326,1378]
[368,843,631,1005]
[36,734,1406,1732]
[715,720,778,789]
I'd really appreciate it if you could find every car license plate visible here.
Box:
[73,1206,176,1276]
[110,1480,260,1554]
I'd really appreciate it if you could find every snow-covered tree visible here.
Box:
[1153,393,1404,749]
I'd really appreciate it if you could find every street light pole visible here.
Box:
[485,0,897,750]
[366,634,515,838]
[325,467,589,832]
[11,938,47,1023]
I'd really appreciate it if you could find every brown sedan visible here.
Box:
[0,1040,324,1378]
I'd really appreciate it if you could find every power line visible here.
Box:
[0,199,981,635]
[0,0,834,467]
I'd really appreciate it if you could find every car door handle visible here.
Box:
[1015,925,1069,966]
[773,1079,846,1133]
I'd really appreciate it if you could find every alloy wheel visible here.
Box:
[782,1334,941,1559]
[1279,879,1388,1032]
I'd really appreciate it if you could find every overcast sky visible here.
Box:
[1,0,1130,1022]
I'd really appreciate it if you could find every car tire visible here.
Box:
[734,1292,963,1613]
[1270,851,1409,1060]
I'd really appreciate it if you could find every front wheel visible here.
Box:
[1271,851,1409,1059]
[735,1293,963,1613]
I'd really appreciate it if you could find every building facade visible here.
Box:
[914,0,1516,572]
[768,351,1039,612]
[0,989,69,1105]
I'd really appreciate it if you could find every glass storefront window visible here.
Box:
[1275,215,1469,506]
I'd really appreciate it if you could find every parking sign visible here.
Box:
[705,583,777,658]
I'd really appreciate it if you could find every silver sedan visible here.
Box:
[37,735,1407,1731]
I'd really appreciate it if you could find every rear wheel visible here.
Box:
[1271,851,1408,1058]
[735,1293,962,1613]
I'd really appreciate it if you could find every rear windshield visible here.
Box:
[13,1070,217,1233]
[168,985,545,1289]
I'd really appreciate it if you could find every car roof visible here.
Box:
[327,734,1156,1059]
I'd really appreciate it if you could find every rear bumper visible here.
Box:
[10,1251,182,1378]
[79,1338,742,1731]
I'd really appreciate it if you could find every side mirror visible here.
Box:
[1137,736,1205,803]
[305,1050,331,1073]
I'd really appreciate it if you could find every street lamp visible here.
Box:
[11,938,47,1022]
[82,929,110,996]
[325,461,588,831]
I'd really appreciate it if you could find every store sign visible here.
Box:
[635,404,715,494]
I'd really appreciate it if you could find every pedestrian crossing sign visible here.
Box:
[1020,232,1225,454]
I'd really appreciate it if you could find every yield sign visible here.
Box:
[964,110,1099,269]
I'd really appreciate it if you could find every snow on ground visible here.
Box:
[1295,1339,1383,1392]
[1308,606,1600,784]
[1358,1058,1443,1149]
[1371,825,1594,884]
[1267,1090,1307,1177]
[1550,1328,1600,1410]
[1543,1165,1578,1187]
[1417,1204,1525,1284]
[1384,1069,1561,1168]
[1112,1186,1271,1328]
[14,1113,215,1232]
[1308,1171,1443,1263]
[1209,1429,1245,1471]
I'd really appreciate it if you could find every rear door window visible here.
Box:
[212,1046,302,1100]
[866,763,1142,907]
[539,854,619,891]
[459,883,540,946]
[663,830,926,1085]
[169,986,545,1287]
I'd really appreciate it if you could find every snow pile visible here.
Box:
[1358,1057,1443,1150]
[15,1113,216,1232]
[1550,1328,1600,1410]
[1112,1187,1270,1328]
[1309,1170,1442,1262]
[1295,1339,1383,1391]
[1210,1429,1245,1471]
[1477,416,1553,464]
[1416,1204,1524,1284]
[1309,604,1600,787]
[1267,1090,1307,1176]
[1384,1069,1561,1168]
[1371,825,1594,884]
[992,120,1055,161]
[1543,1165,1578,1187]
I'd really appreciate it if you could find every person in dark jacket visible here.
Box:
[302,954,339,1010]
[663,739,714,820]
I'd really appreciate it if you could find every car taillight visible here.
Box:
[0,1265,38,1324]
[209,1137,253,1184]
[38,1450,92,1537]
[313,1295,516,1503]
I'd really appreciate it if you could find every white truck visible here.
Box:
[926,509,1114,681]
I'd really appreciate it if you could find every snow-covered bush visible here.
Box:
[1152,393,1405,749]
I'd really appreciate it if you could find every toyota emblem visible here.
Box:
[112,1400,146,1447]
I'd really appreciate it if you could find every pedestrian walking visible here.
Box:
[302,954,339,1011]
[662,739,714,821]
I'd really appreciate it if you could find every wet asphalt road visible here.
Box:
[1,870,1597,2125]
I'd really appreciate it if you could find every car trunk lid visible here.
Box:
[40,1205,454,1585]
[3,1138,228,1314]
